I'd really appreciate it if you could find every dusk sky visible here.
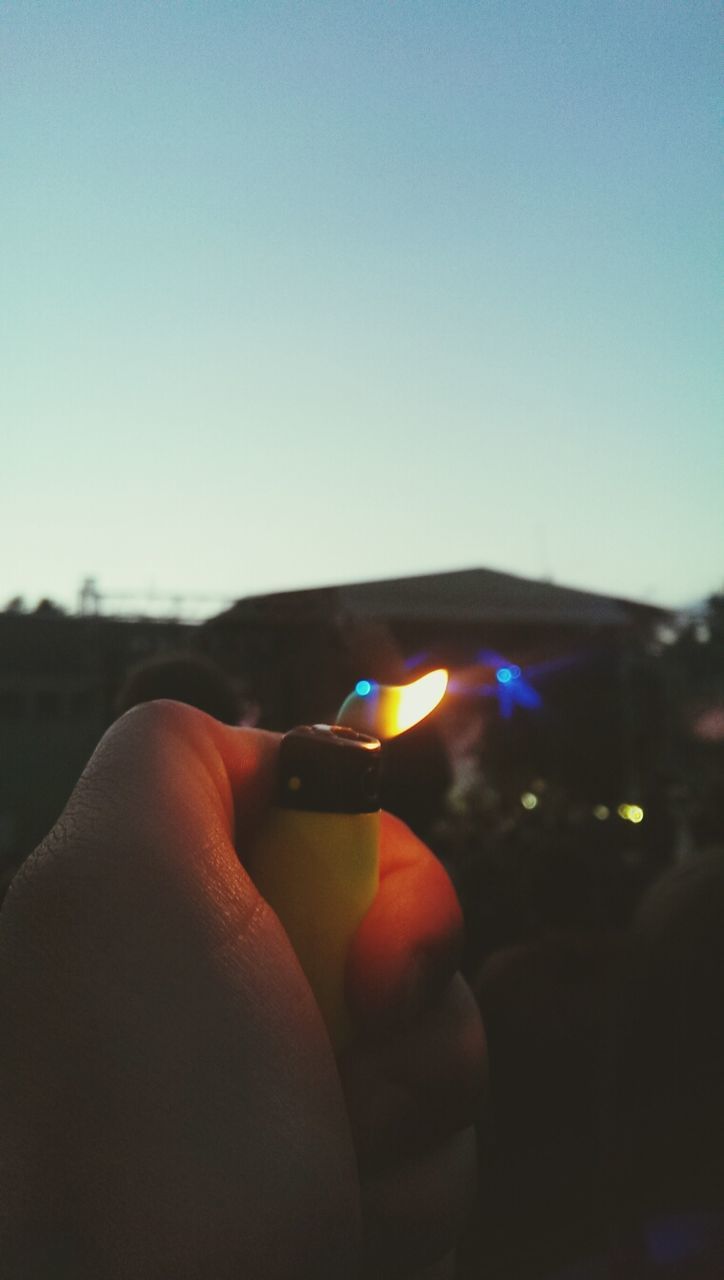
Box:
[3,1,721,614]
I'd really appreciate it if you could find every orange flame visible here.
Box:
[337,669,448,740]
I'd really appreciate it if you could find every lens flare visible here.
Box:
[337,669,448,740]
[618,802,644,824]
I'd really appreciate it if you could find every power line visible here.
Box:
[77,578,235,620]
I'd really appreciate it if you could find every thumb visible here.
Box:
[0,701,360,1280]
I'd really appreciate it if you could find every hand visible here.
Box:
[0,701,484,1279]
[343,813,484,1278]
[0,702,357,1279]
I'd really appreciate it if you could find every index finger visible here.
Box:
[345,812,463,1035]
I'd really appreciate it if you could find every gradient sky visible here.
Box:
[2,1,721,614]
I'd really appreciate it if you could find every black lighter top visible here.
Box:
[276,724,382,814]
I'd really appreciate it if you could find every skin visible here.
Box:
[0,701,485,1279]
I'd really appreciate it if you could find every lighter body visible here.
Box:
[246,724,381,1050]
[247,807,379,1048]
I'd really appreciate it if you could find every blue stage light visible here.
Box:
[474,648,550,718]
[355,679,372,697]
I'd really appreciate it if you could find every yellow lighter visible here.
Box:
[246,723,382,1049]
[246,670,448,1051]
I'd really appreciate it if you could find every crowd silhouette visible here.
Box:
[1,637,722,1277]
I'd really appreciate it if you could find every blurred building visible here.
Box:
[205,567,672,820]
[0,567,675,873]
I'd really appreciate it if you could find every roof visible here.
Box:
[212,567,670,630]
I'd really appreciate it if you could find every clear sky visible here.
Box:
[2,1,721,614]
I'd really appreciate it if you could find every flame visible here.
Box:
[337,669,448,740]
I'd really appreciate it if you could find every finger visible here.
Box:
[74,698,281,848]
[4,702,302,1032]
[198,714,281,845]
[12,702,281,957]
[342,975,486,1172]
[362,1126,477,1279]
[346,812,463,1034]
